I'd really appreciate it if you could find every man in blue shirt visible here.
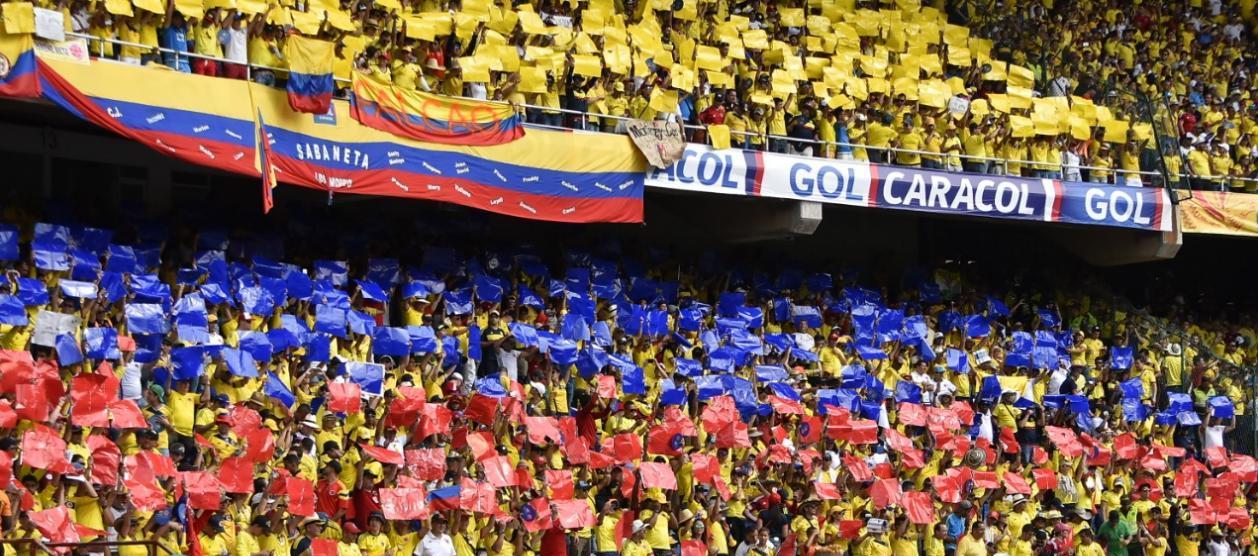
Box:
[158,2,190,73]
[945,500,971,556]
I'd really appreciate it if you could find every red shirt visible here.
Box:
[315,479,349,517]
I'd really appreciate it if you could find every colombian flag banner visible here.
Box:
[0,10,40,99]
[350,74,525,146]
[33,57,646,223]
[283,36,334,114]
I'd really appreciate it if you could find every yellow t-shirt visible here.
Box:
[357,532,391,556]
[167,391,197,437]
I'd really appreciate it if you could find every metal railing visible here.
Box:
[50,33,1258,190]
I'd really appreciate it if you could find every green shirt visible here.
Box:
[1097,520,1134,556]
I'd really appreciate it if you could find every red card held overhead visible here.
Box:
[647,426,684,456]
[218,457,254,494]
[971,471,999,489]
[897,402,927,427]
[521,498,553,532]
[691,453,719,484]
[524,416,562,445]
[21,427,70,473]
[870,478,903,509]
[611,432,644,463]
[843,454,873,482]
[182,472,223,510]
[466,431,497,462]
[1032,468,1058,490]
[813,481,841,500]
[464,393,499,426]
[797,415,822,445]
[638,462,677,490]
[419,404,453,440]
[482,455,517,488]
[360,444,405,466]
[838,520,864,540]
[847,419,879,445]
[286,476,316,516]
[380,487,429,520]
[903,491,936,525]
[28,506,81,544]
[328,382,362,413]
[406,448,447,481]
[1003,472,1033,495]
[86,435,120,486]
[552,499,596,529]
[545,470,575,500]
[124,477,168,511]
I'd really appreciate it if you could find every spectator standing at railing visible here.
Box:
[962,121,991,174]
[865,113,896,164]
[218,12,248,80]
[921,118,943,170]
[894,115,924,167]
[785,101,818,157]
[189,8,223,77]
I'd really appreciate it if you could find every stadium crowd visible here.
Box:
[55,0,1258,188]
[0,204,1255,556]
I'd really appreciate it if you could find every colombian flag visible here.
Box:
[256,110,276,213]
[0,4,41,99]
[282,36,334,114]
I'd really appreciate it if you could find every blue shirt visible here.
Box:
[945,513,967,548]
[159,26,190,73]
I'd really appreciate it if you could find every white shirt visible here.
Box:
[1204,424,1226,450]
[1048,368,1070,396]
[220,26,247,63]
[121,361,144,401]
[416,533,455,556]
[497,348,520,382]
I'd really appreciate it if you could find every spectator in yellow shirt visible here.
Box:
[895,115,925,167]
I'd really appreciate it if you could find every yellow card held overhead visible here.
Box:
[779,8,805,27]
[517,66,547,93]
[133,0,166,15]
[461,0,489,20]
[706,70,733,87]
[1009,115,1035,138]
[669,65,695,91]
[104,0,135,16]
[572,54,602,78]
[457,56,491,83]
[518,10,548,34]
[1007,64,1035,89]
[743,29,769,50]
[649,88,679,114]
[708,124,731,150]
[694,45,725,72]
[1103,120,1130,143]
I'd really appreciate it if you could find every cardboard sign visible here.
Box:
[32,311,81,347]
[33,7,64,41]
[625,120,686,169]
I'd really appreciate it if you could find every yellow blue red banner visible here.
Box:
[350,74,525,146]
[283,36,334,114]
[34,57,646,223]
[1180,191,1258,236]
[0,29,39,98]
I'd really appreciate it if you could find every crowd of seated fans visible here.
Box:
[53,0,1258,189]
[0,200,1255,556]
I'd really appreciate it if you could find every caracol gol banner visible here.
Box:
[646,144,1173,232]
[33,57,646,223]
